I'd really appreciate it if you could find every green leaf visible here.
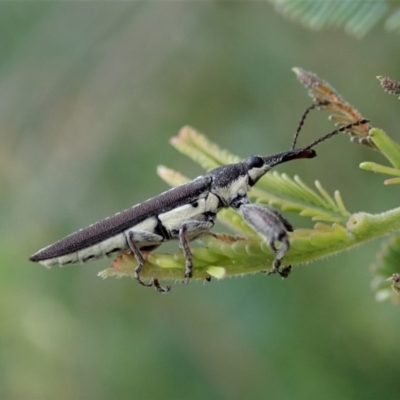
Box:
[97,71,400,304]
[269,0,391,38]
[369,128,400,169]
[101,124,400,305]
[359,129,400,185]
[100,208,400,287]
[166,127,350,223]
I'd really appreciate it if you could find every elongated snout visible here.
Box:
[262,148,316,168]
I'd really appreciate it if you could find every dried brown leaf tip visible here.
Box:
[377,76,400,99]
[293,67,374,149]
[207,233,246,244]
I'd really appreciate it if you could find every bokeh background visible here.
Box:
[1,2,399,400]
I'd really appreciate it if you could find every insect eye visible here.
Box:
[246,156,264,169]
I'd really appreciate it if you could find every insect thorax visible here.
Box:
[208,163,250,207]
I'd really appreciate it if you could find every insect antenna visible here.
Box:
[291,101,331,150]
[303,119,370,151]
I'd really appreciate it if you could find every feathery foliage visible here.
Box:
[98,68,400,304]
[269,0,400,38]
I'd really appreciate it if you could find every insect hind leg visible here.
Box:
[125,230,170,293]
[267,234,292,278]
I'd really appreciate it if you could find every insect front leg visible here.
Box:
[178,220,215,284]
[125,230,170,293]
[239,203,293,278]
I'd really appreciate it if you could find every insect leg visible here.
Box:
[239,203,292,277]
[178,220,215,284]
[125,231,170,293]
[267,234,292,278]
[179,224,193,284]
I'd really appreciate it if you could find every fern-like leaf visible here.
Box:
[98,69,400,306]
[360,128,400,184]
[269,0,392,38]
[169,126,349,223]
[102,124,400,299]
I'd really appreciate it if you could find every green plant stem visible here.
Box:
[99,207,400,282]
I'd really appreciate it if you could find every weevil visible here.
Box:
[30,104,369,292]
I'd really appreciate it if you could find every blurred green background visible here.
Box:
[1,2,399,400]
